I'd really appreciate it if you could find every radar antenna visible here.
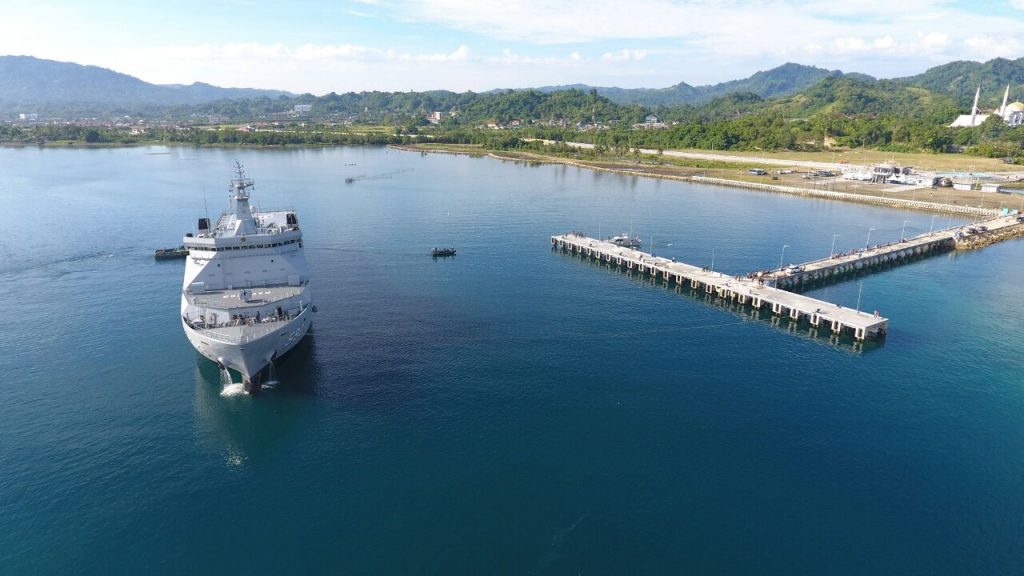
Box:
[229,161,254,200]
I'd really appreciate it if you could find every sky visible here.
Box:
[2,0,1023,94]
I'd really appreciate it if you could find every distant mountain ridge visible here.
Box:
[892,56,1024,107]
[535,63,873,106]
[0,55,293,112]
[2,53,1023,124]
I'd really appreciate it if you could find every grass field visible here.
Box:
[403,143,1024,211]
[670,148,1016,172]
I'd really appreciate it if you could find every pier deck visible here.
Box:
[762,214,1023,290]
[552,234,889,341]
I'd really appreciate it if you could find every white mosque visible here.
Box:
[949,85,1024,127]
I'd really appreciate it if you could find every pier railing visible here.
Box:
[761,214,1023,290]
[552,233,888,342]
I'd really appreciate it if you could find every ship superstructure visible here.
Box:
[180,163,314,394]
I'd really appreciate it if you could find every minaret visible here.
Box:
[999,84,1010,117]
[970,86,980,126]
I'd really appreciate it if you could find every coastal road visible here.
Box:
[526,140,1024,180]
[544,140,846,171]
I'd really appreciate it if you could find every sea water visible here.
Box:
[1,146,1022,574]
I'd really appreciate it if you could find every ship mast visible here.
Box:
[229,161,258,235]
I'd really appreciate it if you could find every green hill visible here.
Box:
[0,55,291,113]
[536,63,854,106]
[894,57,1024,107]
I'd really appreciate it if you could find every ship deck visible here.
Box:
[187,284,307,311]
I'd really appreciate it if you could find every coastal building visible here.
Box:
[949,85,1024,127]
[633,113,667,129]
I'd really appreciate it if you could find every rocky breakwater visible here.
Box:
[955,218,1024,250]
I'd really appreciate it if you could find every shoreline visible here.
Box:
[0,139,1010,218]
[389,144,1002,218]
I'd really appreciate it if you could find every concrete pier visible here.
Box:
[762,214,1024,290]
[552,233,889,341]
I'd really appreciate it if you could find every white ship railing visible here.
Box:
[184,304,309,344]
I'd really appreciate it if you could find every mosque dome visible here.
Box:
[1006,101,1024,113]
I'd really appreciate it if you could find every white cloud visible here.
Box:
[133,42,471,65]
[919,32,950,51]
[369,0,1022,74]
[831,32,949,55]
[4,0,1024,94]
[291,44,384,61]
[834,37,868,53]
[963,35,1023,59]
[873,36,896,50]
[601,49,648,63]
[377,0,968,46]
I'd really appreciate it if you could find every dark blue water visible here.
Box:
[2,146,1023,574]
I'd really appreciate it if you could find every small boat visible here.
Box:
[432,247,456,257]
[155,246,189,260]
[607,234,641,248]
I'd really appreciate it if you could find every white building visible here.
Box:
[949,85,1024,128]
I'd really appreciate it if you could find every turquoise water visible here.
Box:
[1,146,1023,574]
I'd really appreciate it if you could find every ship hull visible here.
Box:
[183,304,313,391]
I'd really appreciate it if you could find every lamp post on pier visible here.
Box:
[901,220,910,241]
[779,244,790,271]
[865,227,876,250]
[930,214,937,233]
[830,234,839,258]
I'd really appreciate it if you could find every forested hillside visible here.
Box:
[0,56,290,111]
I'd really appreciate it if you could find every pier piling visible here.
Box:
[552,233,889,341]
